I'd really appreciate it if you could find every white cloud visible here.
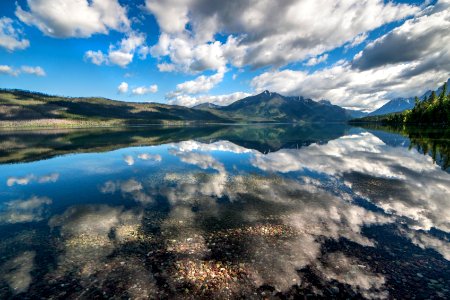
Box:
[352,2,450,72]
[304,54,328,66]
[21,66,46,76]
[84,50,107,65]
[251,60,448,111]
[150,33,228,73]
[1,65,47,77]
[146,0,419,71]
[132,85,158,95]
[0,65,19,76]
[85,32,147,68]
[16,0,130,38]
[168,91,251,107]
[250,2,450,111]
[117,82,128,94]
[165,68,229,105]
[345,32,368,50]
[170,70,225,96]
[0,17,30,51]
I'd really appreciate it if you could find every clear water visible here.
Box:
[0,124,449,299]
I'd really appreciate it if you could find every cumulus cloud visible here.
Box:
[117,82,128,94]
[0,17,30,51]
[150,34,229,73]
[146,0,419,71]
[250,2,450,111]
[304,54,328,66]
[251,59,448,111]
[0,65,46,77]
[165,68,233,105]
[167,91,251,107]
[84,50,107,65]
[345,32,368,50]
[21,65,46,76]
[132,84,158,95]
[352,3,450,71]
[85,32,147,68]
[0,65,20,76]
[167,69,225,99]
[15,0,130,38]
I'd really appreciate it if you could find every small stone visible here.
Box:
[331,286,339,294]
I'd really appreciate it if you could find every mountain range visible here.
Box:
[0,89,350,127]
[193,90,350,122]
[1,79,448,128]
[368,78,449,116]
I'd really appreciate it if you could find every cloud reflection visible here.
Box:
[6,173,59,187]
[100,179,154,204]
[250,132,450,233]
[0,251,35,294]
[0,196,52,224]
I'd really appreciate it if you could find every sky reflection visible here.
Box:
[0,126,449,298]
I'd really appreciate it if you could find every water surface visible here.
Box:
[0,124,449,299]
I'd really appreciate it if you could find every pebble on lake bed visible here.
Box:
[172,259,252,295]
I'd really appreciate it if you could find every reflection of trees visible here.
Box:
[2,137,450,298]
[359,124,450,171]
[407,128,450,170]
[0,123,349,164]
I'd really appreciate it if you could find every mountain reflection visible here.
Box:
[0,123,348,164]
[0,125,449,298]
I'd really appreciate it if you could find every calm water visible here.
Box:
[0,124,449,299]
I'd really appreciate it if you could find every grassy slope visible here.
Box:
[0,89,227,128]
[0,89,351,129]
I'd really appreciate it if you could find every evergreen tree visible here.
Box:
[440,82,447,103]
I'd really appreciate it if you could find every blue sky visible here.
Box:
[0,0,449,111]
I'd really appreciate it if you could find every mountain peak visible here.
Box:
[261,90,274,97]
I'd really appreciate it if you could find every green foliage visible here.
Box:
[357,124,450,171]
[353,81,450,125]
[404,83,449,124]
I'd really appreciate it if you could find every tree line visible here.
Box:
[383,81,450,124]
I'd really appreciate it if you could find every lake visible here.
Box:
[0,124,449,299]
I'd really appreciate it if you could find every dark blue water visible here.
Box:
[0,124,449,299]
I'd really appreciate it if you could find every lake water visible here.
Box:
[0,124,449,299]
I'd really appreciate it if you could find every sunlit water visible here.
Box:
[0,124,449,299]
